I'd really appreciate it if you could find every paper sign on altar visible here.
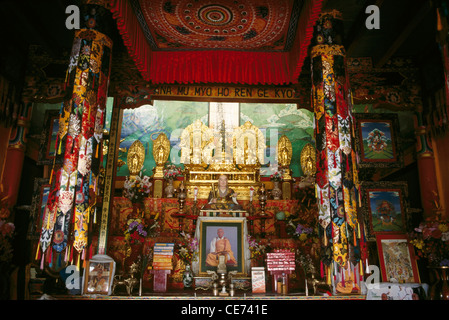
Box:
[153,243,174,270]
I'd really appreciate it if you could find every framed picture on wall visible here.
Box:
[196,217,247,276]
[27,178,50,240]
[37,109,61,165]
[360,181,410,241]
[353,113,402,168]
[82,255,116,295]
[376,233,420,283]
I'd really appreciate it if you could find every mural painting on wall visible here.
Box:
[107,101,315,178]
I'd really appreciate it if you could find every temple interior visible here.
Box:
[1,0,449,303]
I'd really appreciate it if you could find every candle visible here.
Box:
[250,186,254,201]
[194,186,198,201]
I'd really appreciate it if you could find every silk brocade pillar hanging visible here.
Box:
[311,11,364,291]
[37,2,113,268]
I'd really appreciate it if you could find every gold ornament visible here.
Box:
[300,143,316,177]
[277,135,292,167]
[153,133,171,166]
[127,140,145,179]
[152,133,171,179]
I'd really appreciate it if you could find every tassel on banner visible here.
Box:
[89,243,93,260]
[360,260,364,281]
[365,258,370,274]
[77,252,81,270]
[320,261,324,278]
[58,139,62,155]
[49,168,54,185]
[437,8,443,31]
[35,242,41,261]
[40,255,45,270]
[48,248,53,268]
[57,253,62,268]
[64,70,69,90]
[70,244,74,264]
[86,207,90,224]
[82,249,86,268]
[334,262,338,283]
[357,222,361,239]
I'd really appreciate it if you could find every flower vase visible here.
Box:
[272,180,282,200]
[183,264,194,288]
[165,178,175,198]
[132,202,144,216]
[429,266,449,300]
[125,242,143,274]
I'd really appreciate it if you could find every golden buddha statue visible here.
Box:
[127,140,145,179]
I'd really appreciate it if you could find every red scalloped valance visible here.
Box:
[109,0,323,85]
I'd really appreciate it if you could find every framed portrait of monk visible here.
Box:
[195,217,248,276]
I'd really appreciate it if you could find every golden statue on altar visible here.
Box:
[300,143,316,177]
[127,140,145,179]
[277,134,293,180]
[180,119,264,201]
[152,133,171,178]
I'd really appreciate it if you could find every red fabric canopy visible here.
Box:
[109,0,323,85]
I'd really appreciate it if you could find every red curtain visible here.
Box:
[109,0,323,85]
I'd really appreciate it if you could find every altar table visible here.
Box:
[109,197,303,235]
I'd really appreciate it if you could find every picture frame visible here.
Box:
[376,233,420,283]
[360,181,410,241]
[38,109,61,165]
[353,113,402,168]
[27,178,50,240]
[82,254,116,295]
[193,217,250,276]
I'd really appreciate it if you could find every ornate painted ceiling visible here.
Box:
[110,0,323,85]
[133,0,301,52]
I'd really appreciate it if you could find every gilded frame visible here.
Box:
[196,217,247,276]
[376,233,420,283]
[27,178,50,240]
[37,109,62,165]
[353,113,402,168]
[82,255,116,295]
[360,181,410,241]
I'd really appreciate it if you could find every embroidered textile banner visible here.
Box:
[38,5,113,268]
[311,12,361,274]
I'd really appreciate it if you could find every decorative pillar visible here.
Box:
[414,107,442,218]
[37,1,113,269]
[1,102,33,206]
[311,11,363,292]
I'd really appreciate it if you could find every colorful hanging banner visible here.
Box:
[311,11,362,271]
[38,4,113,267]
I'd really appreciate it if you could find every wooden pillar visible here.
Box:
[37,0,114,268]
[2,102,33,206]
[310,10,363,290]
[414,107,442,218]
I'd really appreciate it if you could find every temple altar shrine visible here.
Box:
[1,0,449,306]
